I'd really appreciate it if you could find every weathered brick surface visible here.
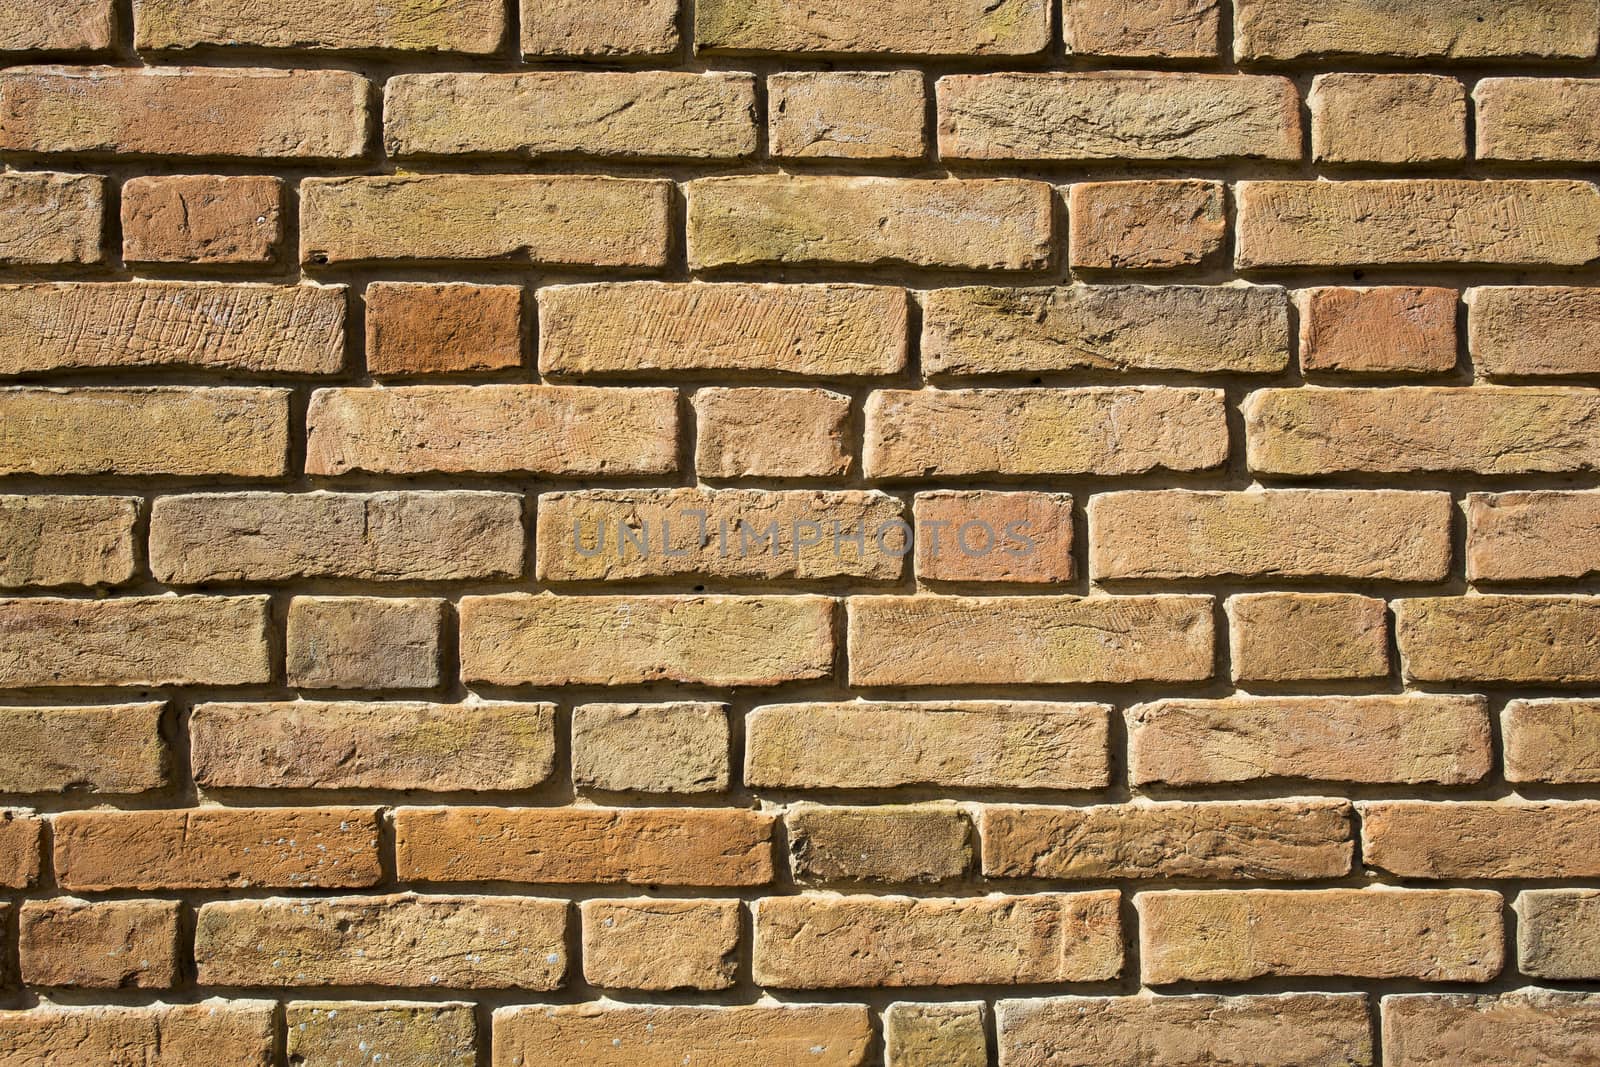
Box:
[285,596,445,689]
[1467,285,1600,378]
[523,0,678,57]
[1309,75,1467,164]
[19,898,182,989]
[913,490,1074,584]
[1234,0,1599,60]
[570,702,730,794]
[0,703,167,794]
[365,282,521,377]
[786,803,973,883]
[134,0,506,54]
[1069,180,1226,271]
[0,495,137,588]
[0,1001,275,1066]
[0,812,43,889]
[885,1002,988,1067]
[1296,286,1457,375]
[1138,889,1503,983]
[580,898,741,990]
[1477,78,1600,162]
[1396,595,1600,684]
[769,71,925,160]
[0,0,114,53]
[1227,593,1391,682]
[1517,890,1600,979]
[1504,699,1600,783]
[1467,491,1600,580]
[286,1003,477,1067]
[122,175,282,264]
[0,172,104,264]
[1383,992,1600,1067]
[1064,0,1218,58]
[695,0,1049,56]
[694,387,853,479]
[1360,800,1600,879]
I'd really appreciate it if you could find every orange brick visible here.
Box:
[1228,593,1390,683]
[134,0,506,53]
[0,0,113,53]
[913,491,1073,584]
[19,899,182,989]
[0,1001,274,1065]
[1467,285,1600,377]
[121,175,281,264]
[1064,0,1219,58]
[0,812,43,889]
[694,388,853,480]
[1360,800,1600,878]
[523,0,678,56]
[365,282,522,377]
[0,703,167,794]
[1309,75,1467,164]
[769,71,925,160]
[1384,992,1600,1067]
[0,172,104,264]
[1296,287,1457,375]
[1069,180,1225,271]
[581,898,740,990]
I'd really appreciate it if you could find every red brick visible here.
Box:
[365,282,522,377]
[1296,287,1457,375]
[19,899,182,989]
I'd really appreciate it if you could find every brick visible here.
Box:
[580,898,740,991]
[1517,890,1600,979]
[913,490,1074,584]
[981,799,1353,881]
[286,1003,476,1067]
[523,0,677,56]
[1296,287,1457,375]
[300,175,670,266]
[1234,0,1598,60]
[121,175,281,264]
[540,282,907,379]
[1383,992,1600,1067]
[460,594,834,687]
[0,282,344,375]
[938,73,1299,161]
[0,812,42,889]
[1245,386,1600,475]
[1138,889,1502,984]
[0,595,271,687]
[1089,490,1450,581]
[694,388,852,479]
[1397,595,1600,684]
[1477,78,1600,161]
[366,282,521,377]
[396,806,772,886]
[196,894,567,989]
[1468,491,1600,580]
[0,1001,274,1066]
[134,0,505,53]
[493,1004,872,1067]
[997,993,1373,1067]
[688,176,1052,271]
[0,0,113,52]
[306,386,677,476]
[0,387,287,478]
[746,701,1109,791]
[1228,593,1390,683]
[786,803,973,884]
[851,595,1212,686]
[1128,695,1492,787]
[54,807,381,891]
[886,1003,987,1067]
[865,388,1227,478]
[0,703,166,794]
[286,597,444,690]
[1069,180,1226,271]
[1237,180,1600,268]
[539,488,903,583]
[1063,0,1218,58]
[1504,699,1600,783]
[571,702,730,794]
[150,491,524,583]
[921,284,1289,377]
[754,891,1121,988]
[0,66,369,159]
[1467,285,1600,378]
[19,899,181,989]
[0,495,137,588]
[1309,75,1466,164]
[192,701,556,792]
[387,72,754,160]
[695,0,1048,56]
[0,172,103,264]
[769,71,924,160]
[1361,800,1600,879]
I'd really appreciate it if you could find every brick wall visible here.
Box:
[0,0,1598,1064]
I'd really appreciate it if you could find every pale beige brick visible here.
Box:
[1089,489,1451,581]
[0,172,104,264]
[886,1002,987,1067]
[522,0,678,56]
[395,806,773,886]
[150,492,524,583]
[746,701,1109,791]
[1397,595,1600,684]
[0,496,137,588]
[865,388,1227,478]
[134,0,505,53]
[1234,0,1598,60]
[300,174,671,266]
[769,71,924,160]
[0,387,288,478]
[1064,0,1218,58]
[1310,75,1466,164]
[1228,593,1390,683]
[1296,286,1457,376]
[0,703,167,794]
[694,388,853,480]
[1467,285,1600,377]
[1128,696,1491,787]
[0,1002,274,1066]
[196,894,567,989]
[1504,699,1600,783]
[286,596,445,690]
[938,73,1300,161]
[786,803,972,884]
[754,892,1121,988]
[121,175,282,265]
[849,595,1214,685]
[1245,386,1600,475]
[571,702,730,794]
[19,899,181,989]
[1383,992,1600,1067]
[913,491,1074,584]
[695,0,1049,56]
[1138,889,1503,984]
[922,284,1289,377]
[1237,181,1600,268]
[687,176,1054,270]
[306,386,677,476]
[981,799,1353,881]
[386,72,756,160]
[1517,890,1600,979]
[0,66,369,159]
[460,594,834,687]
[1467,491,1600,581]
[1069,180,1226,270]
[0,595,271,687]
[540,282,907,379]
[581,899,740,991]
[286,1003,476,1067]
[0,0,114,52]
[1361,800,1600,879]
[1477,78,1600,161]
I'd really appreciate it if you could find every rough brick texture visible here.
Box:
[3,4,1595,1062]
